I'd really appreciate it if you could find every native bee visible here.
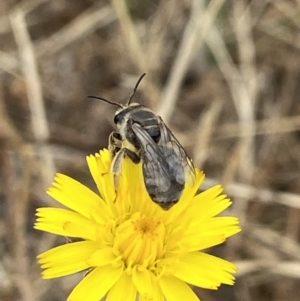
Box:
[89,73,195,209]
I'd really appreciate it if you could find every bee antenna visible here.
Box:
[88,96,123,109]
[127,73,146,105]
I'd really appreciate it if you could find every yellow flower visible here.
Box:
[35,149,240,301]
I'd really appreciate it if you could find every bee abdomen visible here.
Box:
[147,179,184,209]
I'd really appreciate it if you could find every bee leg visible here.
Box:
[109,131,122,158]
[111,148,140,174]
[111,148,125,188]
[124,149,140,164]
[109,130,140,163]
[111,147,125,174]
[111,147,140,190]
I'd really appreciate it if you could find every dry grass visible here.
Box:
[1,0,300,300]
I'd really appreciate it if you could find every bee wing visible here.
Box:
[158,117,195,186]
[130,123,172,192]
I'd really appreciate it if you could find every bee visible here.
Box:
[88,73,195,209]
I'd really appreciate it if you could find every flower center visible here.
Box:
[114,212,165,267]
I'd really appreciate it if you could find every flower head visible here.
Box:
[35,149,240,301]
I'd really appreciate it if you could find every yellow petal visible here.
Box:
[87,153,116,203]
[132,267,153,299]
[86,154,104,196]
[189,196,232,220]
[187,217,241,239]
[175,252,236,288]
[67,265,123,301]
[159,275,200,301]
[183,234,226,252]
[181,169,205,202]
[144,279,164,301]
[152,284,165,301]
[195,185,223,202]
[35,208,97,240]
[47,174,107,221]
[37,241,97,278]
[87,248,116,267]
[106,273,137,301]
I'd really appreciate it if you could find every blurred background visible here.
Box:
[1,0,300,300]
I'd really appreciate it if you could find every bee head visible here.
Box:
[114,103,145,123]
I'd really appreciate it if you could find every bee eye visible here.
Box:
[114,113,121,124]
